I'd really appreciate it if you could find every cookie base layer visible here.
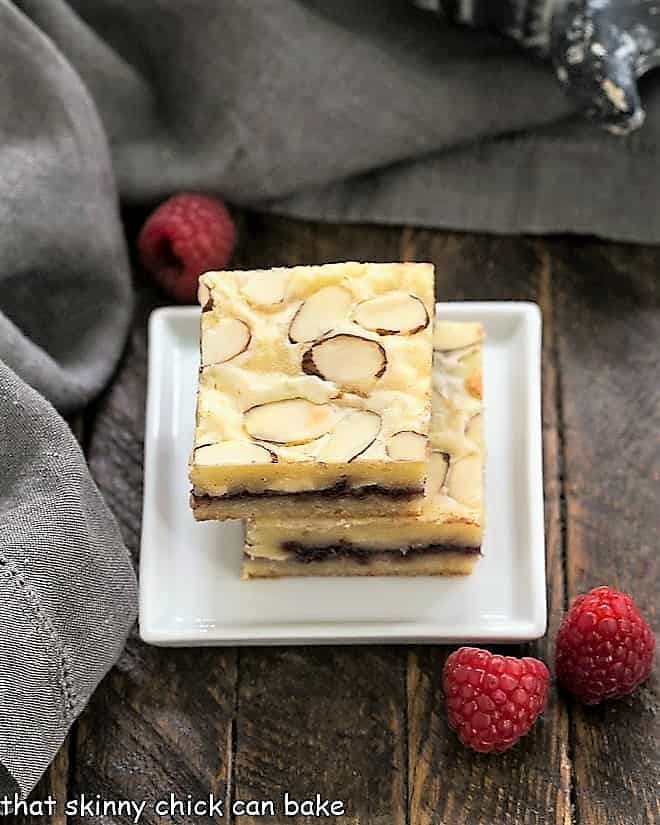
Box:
[241,547,481,579]
[190,458,427,500]
[191,486,424,520]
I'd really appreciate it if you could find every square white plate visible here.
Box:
[139,303,545,645]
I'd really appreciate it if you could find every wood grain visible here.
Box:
[231,216,408,825]
[403,232,571,825]
[29,209,657,825]
[233,647,407,825]
[551,239,660,825]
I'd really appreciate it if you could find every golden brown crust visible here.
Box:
[191,489,424,521]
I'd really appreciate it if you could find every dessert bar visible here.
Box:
[242,321,484,577]
[189,262,435,519]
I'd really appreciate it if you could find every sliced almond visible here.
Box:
[353,292,429,335]
[194,441,277,465]
[302,334,386,390]
[318,410,382,462]
[241,270,288,308]
[198,279,213,311]
[288,286,353,343]
[465,413,482,443]
[427,450,450,491]
[244,398,337,444]
[447,454,482,507]
[386,430,428,461]
[433,322,483,353]
[201,317,251,365]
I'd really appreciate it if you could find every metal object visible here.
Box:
[415,1,660,134]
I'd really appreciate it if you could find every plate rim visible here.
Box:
[139,301,546,646]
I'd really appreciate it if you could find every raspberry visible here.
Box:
[443,647,549,752]
[555,586,655,705]
[138,193,236,303]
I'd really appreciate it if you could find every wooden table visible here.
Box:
[22,212,659,825]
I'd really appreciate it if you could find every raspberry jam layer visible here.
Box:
[250,540,482,565]
[191,481,420,504]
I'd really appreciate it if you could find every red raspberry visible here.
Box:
[556,586,655,705]
[138,193,236,303]
[443,647,549,752]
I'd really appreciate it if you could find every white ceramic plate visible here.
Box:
[139,303,545,646]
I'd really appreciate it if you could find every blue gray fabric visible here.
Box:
[1,0,659,801]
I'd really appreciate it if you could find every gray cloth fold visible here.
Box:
[0,0,136,800]
[1,0,659,801]
[0,362,137,798]
[1,0,131,412]
[11,0,660,243]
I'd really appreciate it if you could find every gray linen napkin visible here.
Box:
[0,0,135,799]
[2,0,660,802]
[12,0,660,243]
[0,362,137,798]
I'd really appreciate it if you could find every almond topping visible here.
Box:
[240,270,288,308]
[194,441,277,465]
[289,286,353,343]
[318,410,382,463]
[201,317,251,365]
[198,279,213,310]
[433,322,483,352]
[386,430,428,461]
[427,450,450,491]
[244,398,337,444]
[353,291,429,335]
[447,454,482,507]
[465,413,482,443]
[302,334,386,391]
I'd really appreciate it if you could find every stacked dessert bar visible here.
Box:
[189,262,484,578]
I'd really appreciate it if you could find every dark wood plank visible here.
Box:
[551,239,660,825]
[404,232,571,825]
[233,647,407,825]
[231,216,408,825]
[71,279,237,825]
